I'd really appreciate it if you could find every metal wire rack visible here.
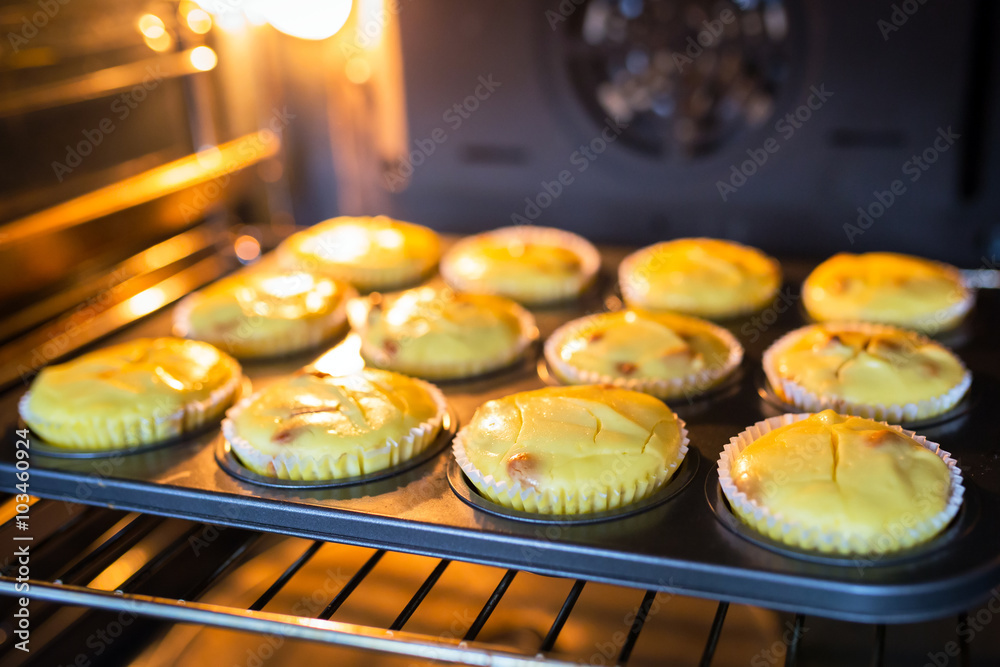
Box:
[1,494,980,667]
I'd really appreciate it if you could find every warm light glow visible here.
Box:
[234,235,261,262]
[263,0,352,40]
[190,46,218,71]
[344,57,371,84]
[311,334,365,376]
[143,31,173,52]
[127,287,167,317]
[138,14,166,38]
[186,8,213,33]
[260,273,315,299]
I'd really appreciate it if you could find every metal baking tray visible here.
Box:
[3,252,999,624]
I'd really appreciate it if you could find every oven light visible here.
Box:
[186,8,213,34]
[138,14,166,39]
[190,46,218,71]
[234,235,262,262]
[263,0,352,40]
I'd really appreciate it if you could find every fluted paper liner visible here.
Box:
[354,295,539,380]
[452,415,689,515]
[763,322,972,422]
[222,377,448,481]
[440,226,601,304]
[544,313,743,400]
[173,283,356,359]
[717,413,965,556]
[19,362,243,450]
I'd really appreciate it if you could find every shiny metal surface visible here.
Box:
[2,250,999,624]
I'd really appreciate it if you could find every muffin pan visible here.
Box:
[2,253,1000,624]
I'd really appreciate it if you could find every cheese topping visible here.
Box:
[461,386,684,497]
[620,238,781,318]
[731,410,951,540]
[802,252,969,331]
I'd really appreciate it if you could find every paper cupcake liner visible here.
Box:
[173,284,357,359]
[222,377,448,481]
[617,242,780,318]
[18,362,243,451]
[452,416,689,515]
[718,413,965,556]
[543,313,743,400]
[357,298,539,380]
[762,322,972,422]
[440,226,601,305]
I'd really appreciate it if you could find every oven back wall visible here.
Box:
[380,0,998,265]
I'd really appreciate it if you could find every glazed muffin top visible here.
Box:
[802,252,971,333]
[277,216,441,291]
[357,286,535,378]
[765,323,968,408]
[440,226,600,304]
[729,410,953,543]
[619,238,781,318]
[176,270,352,343]
[225,368,444,459]
[23,337,241,422]
[459,385,685,498]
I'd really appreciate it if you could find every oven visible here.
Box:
[1,1,1000,665]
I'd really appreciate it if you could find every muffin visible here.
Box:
[763,322,971,422]
[276,216,441,291]
[440,226,600,304]
[223,368,447,480]
[802,252,973,333]
[618,238,781,318]
[174,269,355,359]
[718,410,963,555]
[20,338,242,450]
[355,285,537,380]
[453,385,688,514]
[544,309,742,399]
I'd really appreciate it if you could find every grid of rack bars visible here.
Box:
[0,495,943,666]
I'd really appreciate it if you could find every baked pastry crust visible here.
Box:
[618,238,781,318]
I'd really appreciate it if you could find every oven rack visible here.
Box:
[0,495,923,667]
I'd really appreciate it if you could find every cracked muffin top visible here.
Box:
[225,368,444,460]
[729,410,953,541]
[458,385,685,500]
[764,323,967,408]
[802,252,971,333]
